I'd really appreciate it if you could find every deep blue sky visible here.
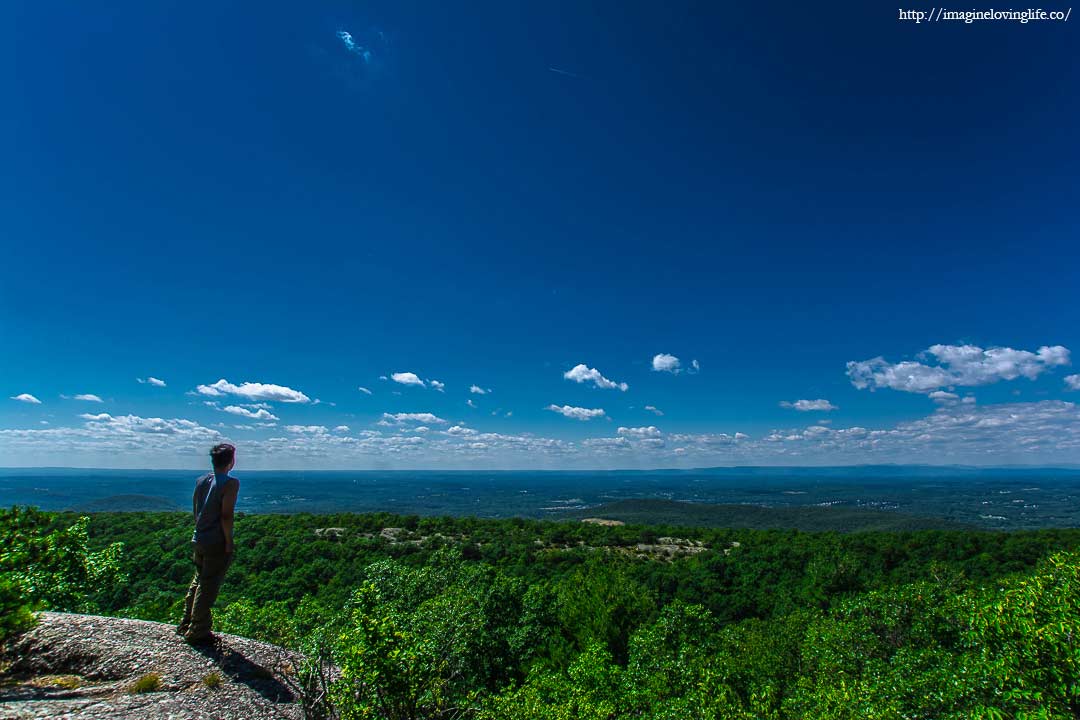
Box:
[3,1,1078,469]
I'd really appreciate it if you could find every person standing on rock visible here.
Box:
[178,443,239,644]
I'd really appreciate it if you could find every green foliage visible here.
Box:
[328,551,540,719]
[128,672,162,694]
[45,509,1080,718]
[0,507,125,640]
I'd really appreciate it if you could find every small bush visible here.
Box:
[202,671,223,689]
[128,672,162,694]
[32,674,83,689]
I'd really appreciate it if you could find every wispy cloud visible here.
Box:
[470,385,490,395]
[548,66,581,79]
[222,405,279,421]
[780,399,837,412]
[848,344,1070,394]
[137,377,167,387]
[358,386,373,395]
[644,405,664,416]
[336,30,373,64]
[547,404,606,420]
[72,394,104,403]
[564,364,628,391]
[196,379,311,403]
[617,426,662,439]
[379,412,448,426]
[10,393,41,404]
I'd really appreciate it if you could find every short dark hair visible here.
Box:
[210,443,236,471]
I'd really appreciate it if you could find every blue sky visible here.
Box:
[2,1,1078,469]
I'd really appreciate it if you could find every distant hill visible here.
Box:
[567,499,974,532]
[72,494,183,513]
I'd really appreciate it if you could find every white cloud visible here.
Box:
[547,404,606,420]
[358,386,373,395]
[467,399,477,408]
[470,385,490,395]
[429,380,445,392]
[222,405,279,421]
[10,393,41,404]
[1066,375,1080,391]
[334,425,350,432]
[929,390,959,403]
[390,372,426,387]
[73,394,104,403]
[644,405,664,416]
[780,399,838,412]
[196,378,311,403]
[563,364,628,391]
[137,377,167,387]
[848,344,1071,394]
[652,353,681,373]
[617,426,662,439]
[286,425,329,434]
[379,412,448,426]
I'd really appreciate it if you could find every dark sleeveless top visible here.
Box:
[192,472,238,545]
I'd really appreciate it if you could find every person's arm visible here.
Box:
[221,481,239,554]
[192,485,200,523]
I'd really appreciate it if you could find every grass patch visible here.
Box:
[31,674,83,690]
[201,671,223,689]
[128,672,162,694]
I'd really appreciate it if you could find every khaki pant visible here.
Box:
[180,542,233,638]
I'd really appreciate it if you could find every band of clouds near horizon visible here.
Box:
[4,342,1080,467]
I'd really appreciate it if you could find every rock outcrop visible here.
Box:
[1,612,303,719]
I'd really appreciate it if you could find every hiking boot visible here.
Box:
[184,631,215,645]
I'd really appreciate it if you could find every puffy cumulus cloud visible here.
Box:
[379,412,448,426]
[72,394,103,402]
[10,393,41,404]
[652,353,681,373]
[617,426,662,439]
[196,379,311,403]
[137,377,166,387]
[564,364,628,391]
[547,405,606,420]
[753,400,1080,462]
[583,437,632,450]
[1066,375,1080,391]
[0,413,226,462]
[848,344,1071,394]
[390,372,445,391]
[470,385,490,395]
[780,399,837,412]
[651,354,700,375]
[222,405,279,421]
[334,425,350,432]
[358,386,373,395]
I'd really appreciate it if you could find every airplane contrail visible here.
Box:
[548,66,581,79]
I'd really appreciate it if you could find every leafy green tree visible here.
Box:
[0,507,125,640]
